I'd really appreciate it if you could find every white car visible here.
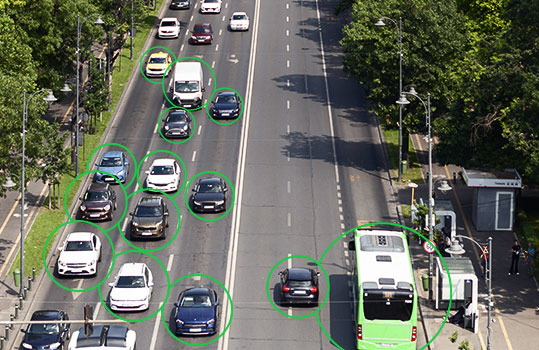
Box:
[68,325,136,350]
[200,0,222,14]
[158,17,180,38]
[108,263,153,312]
[229,12,250,31]
[57,232,101,276]
[145,158,181,193]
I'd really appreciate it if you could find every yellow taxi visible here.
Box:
[145,52,172,77]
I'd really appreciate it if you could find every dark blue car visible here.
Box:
[94,151,129,184]
[20,310,70,350]
[174,287,219,336]
[210,91,241,119]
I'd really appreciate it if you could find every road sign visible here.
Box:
[423,240,436,254]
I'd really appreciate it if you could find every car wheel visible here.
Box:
[108,211,113,221]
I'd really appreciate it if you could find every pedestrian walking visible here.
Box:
[509,239,521,275]
[525,242,535,276]
[480,245,489,277]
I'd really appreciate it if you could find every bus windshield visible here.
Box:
[363,290,414,321]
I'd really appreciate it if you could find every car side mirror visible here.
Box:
[201,87,206,92]
[58,246,63,251]
[129,212,134,216]
[125,160,129,166]
[108,282,114,287]
[223,187,228,192]
[79,197,83,201]
[169,87,173,93]
[20,329,26,333]
[278,271,282,276]
[145,170,150,175]
[348,240,356,251]
[192,188,196,192]
[316,272,321,276]
[148,282,154,287]
[164,212,169,216]
[95,163,99,167]
[215,300,219,306]
[174,302,179,307]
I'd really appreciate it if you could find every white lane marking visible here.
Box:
[344,250,349,257]
[193,275,201,281]
[153,121,158,134]
[337,185,341,190]
[222,15,225,21]
[286,3,289,9]
[197,125,202,135]
[149,302,163,350]
[339,214,344,221]
[315,0,340,182]
[337,192,341,198]
[286,44,289,52]
[287,100,290,109]
[287,60,290,68]
[342,242,347,248]
[345,259,350,266]
[288,308,292,316]
[339,206,343,213]
[122,218,129,233]
[215,44,219,51]
[288,253,292,268]
[180,44,184,52]
[190,15,194,22]
[134,182,139,193]
[286,29,289,36]
[185,30,189,37]
[208,78,213,86]
[287,79,290,87]
[192,151,197,162]
[287,151,290,162]
[93,302,101,320]
[341,223,345,229]
[212,61,216,69]
[144,151,150,161]
[194,2,198,9]
[287,124,290,134]
[219,29,223,36]
[225,3,228,8]
[287,181,291,193]
[167,254,174,271]
[338,199,342,205]
[287,212,291,227]
[286,16,289,23]
[72,279,85,300]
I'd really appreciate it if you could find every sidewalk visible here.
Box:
[394,133,539,349]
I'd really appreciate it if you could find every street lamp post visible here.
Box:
[376,16,403,182]
[447,235,493,350]
[76,14,104,178]
[130,0,134,60]
[2,89,56,298]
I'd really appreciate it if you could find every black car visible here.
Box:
[174,287,219,335]
[279,268,320,305]
[192,177,228,213]
[210,91,241,119]
[20,310,70,350]
[130,196,169,240]
[79,183,117,221]
[170,0,190,10]
[162,109,192,138]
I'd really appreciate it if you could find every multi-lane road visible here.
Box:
[20,0,404,349]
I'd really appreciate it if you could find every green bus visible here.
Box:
[349,229,418,349]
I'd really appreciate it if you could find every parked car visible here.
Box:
[279,268,320,305]
[108,263,154,312]
[210,91,241,119]
[229,12,250,31]
[174,287,219,335]
[158,17,180,39]
[57,232,101,277]
[169,0,190,10]
[145,51,172,77]
[145,158,181,193]
[162,109,192,138]
[68,325,136,350]
[94,151,129,184]
[200,0,221,13]
[79,183,117,221]
[192,177,228,213]
[190,23,213,44]
[130,197,169,240]
[20,310,70,350]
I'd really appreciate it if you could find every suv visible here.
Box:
[108,263,154,312]
[79,183,117,221]
[130,197,169,240]
[68,325,136,350]
[20,310,70,350]
[57,232,102,276]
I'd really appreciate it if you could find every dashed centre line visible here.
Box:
[286,29,289,36]
[287,100,290,109]
[192,151,197,162]
[180,44,184,52]
[219,29,222,36]
[287,60,290,68]
[197,125,202,135]
[287,213,291,227]
[212,61,215,69]
[287,181,291,193]
[215,44,219,52]
[286,44,289,52]
[167,254,174,271]
[286,16,289,23]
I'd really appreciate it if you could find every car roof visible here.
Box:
[87,183,109,192]
[288,268,313,281]
[118,263,147,276]
[161,17,178,22]
[150,158,176,167]
[184,287,212,296]
[232,12,247,16]
[137,196,162,206]
[199,177,221,185]
[217,91,235,97]
[169,109,187,115]
[66,231,94,241]
[75,325,130,348]
[150,51,170,58]
[30,310,62,321]
[194,23,211,28]
[102,151,123,158]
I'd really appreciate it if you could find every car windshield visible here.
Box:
[150,165,174,175]
[198,182,222,193]
[288,280,312,287]
[134,205,162,217]
[85,191,108,201]
[150,57,167,64]
[194,26,211,34]
[232,15,246,20]
[167,112,188,123]
[116,276,145,288]
[181,295,212,307]
[65,240,92,251]
[205,0,218,3]
[175,81,199,93]
[216,95,236,104]
[161,21,177,27]
[28,323,60,335]
[100,157,122,167]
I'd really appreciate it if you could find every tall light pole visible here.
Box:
[130,0,134,60]
[76,14,104,178]
[397,88,434,299]
[376,16,403,182]
[447,235,492,350]
[3,89,56,298]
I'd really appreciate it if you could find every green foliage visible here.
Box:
[449,331,459,343]
[84,57,109,125]
[458,340,471,350]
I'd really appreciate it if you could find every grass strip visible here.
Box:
[382,128,423,185]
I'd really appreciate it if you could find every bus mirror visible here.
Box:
[348,240,355,251]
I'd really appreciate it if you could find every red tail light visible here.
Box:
[411,326,417,342]
[357,324,362,340]
[282,285,290,292]
[310,286,318,293]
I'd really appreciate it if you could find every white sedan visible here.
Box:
[57,232,101,276]
[145,158,181,193]
[200,0,222,14]
[229,12,249,31]
[109,263,153,312]
[158,17,180,39]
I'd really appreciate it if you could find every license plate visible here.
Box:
[189,328,202,332]
[184,104,192,108]
[90,214,101,218]
[198,39,205,42]
[141,232,153,236]
[221,113,230,117]
[71,269,82,273]
[105,177,113,181]
[380,344,394,347]
[294,290,307,295]
[204,205,213,209]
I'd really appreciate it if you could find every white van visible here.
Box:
[170,61,205,108]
